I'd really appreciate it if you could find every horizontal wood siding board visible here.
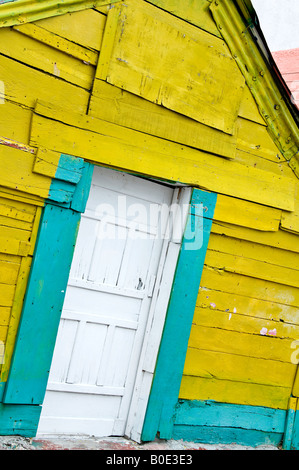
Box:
[0,403,41,437]
[29,101,296,211]
[89,79,237,159]
[174,400,287,433]
[200,268,299,308]
[141,189,217,442]
[172,424,283,447]
[179,376,290,410]
[3,204,81,405]
[0,53,90,115]
[0,28,95,90]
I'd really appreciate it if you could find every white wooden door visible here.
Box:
[37,166,175,437]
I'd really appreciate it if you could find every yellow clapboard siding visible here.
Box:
[0,325,7,342]
[0,145,51,200]
[214,194,281,231]
[0,284,16,307]
[183,347,296,388]
[0,198,35,223]
[236,117,286,162]
[89,79,237,159]
[0,259,20,286]
[145,0,221,38]
[0,256,32,382]
[0,101,32,144]
[235,149,294,178]
[0,28,95,90]
[34,8,107,51]
[188,324,294,363]
[179,375,290,410]
[200,267,299,308]
[30,101,296,211]
[195,290,299,330]
[205,249,299,288]
[211,220,299,253]
[238,84,266,125]
[208,233,299,271]
[13,23,99,66]
[193,306,299,344]
[0,188,44,208]
[0,307,11,327]
[100,0,245,134]
[0,215,33,232]
[0,54,90,115]
[281,185,299,234]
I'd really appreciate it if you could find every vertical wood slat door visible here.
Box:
[37,166,175,437]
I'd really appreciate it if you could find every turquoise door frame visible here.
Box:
[0,156,94,435]
[141,189,217,441]
[0,156,217,437]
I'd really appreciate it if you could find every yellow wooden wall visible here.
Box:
[0,0,298,411]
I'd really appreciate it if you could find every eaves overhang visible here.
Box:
[210,0,299,178]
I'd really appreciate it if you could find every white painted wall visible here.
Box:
[251,0,299,52]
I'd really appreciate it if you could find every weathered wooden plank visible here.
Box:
[0,198,35,223]
[234,149,294,178]
[179,376,290,410]
[238,84,266,125]
[13,22,99,65]
[211,220,299,253]
[236,117,286,162]
[0,0,117,27]
[30,101,296,211]
[207,233,299,271]
[200,267,299,308]
[175,400,286,433]
[205,249,299,288]
[34,9,106,51]
[0,284,15,307]
[0,307,11,327]
[0,101,32,144]
[183,348,297,388]
[0,145,51,200]
[0,28,95,89]
[188,324,294,363]
[89,80,237,159]
[0,188,44,207]
[145,0,221,38]
[214,194,281,231]
[0,259,20,286]
[195,289,299,331]
[0,403,41,437]
[0,54,90,114]
[281,186,299,234]
[100,0,245,134]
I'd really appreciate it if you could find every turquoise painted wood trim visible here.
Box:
[141,188,217,442]
[0,381,5,402]
[289,410,299,450]
[0,403,41,437]
[71,162,94,213]
[3,204,81,405]
[283,406,296,450]
[55,154,85,184]
[47,155,92,206]
[175,400,286,433]
[173,425,283,448]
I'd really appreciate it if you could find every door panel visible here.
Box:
[38,167,174,436]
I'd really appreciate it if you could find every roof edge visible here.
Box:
[0,0,119,27]
[210,0,299,178]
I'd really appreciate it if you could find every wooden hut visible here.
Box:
[0,0,298,449]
